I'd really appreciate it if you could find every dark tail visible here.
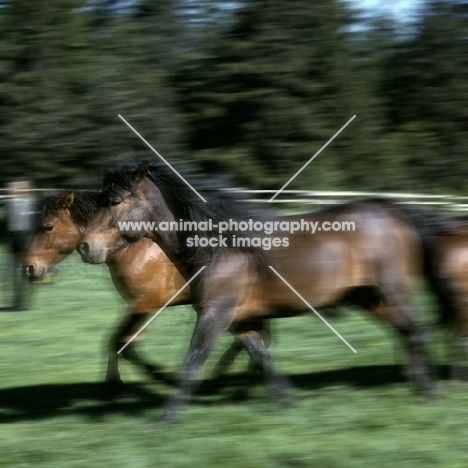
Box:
[412,210,457,327]
[367,198,457,327]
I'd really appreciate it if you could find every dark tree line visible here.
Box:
[0,0,467,194]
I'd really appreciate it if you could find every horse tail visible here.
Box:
[368,198,457,328]
[413,212,457,327]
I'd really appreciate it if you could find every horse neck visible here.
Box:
[140,181,185,262]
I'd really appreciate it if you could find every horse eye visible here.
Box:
[43,225,54,232]
[110,199,121,207]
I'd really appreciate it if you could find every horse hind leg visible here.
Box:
[211,320,272,380]
[378,280,436,399]
[236,328,293,408]
[211,339,245,380]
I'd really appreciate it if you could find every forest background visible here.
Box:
[0,0,466,195]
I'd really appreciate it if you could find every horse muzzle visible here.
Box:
[24,263,47,280]
[77,241,106,264]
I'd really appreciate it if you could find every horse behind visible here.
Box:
[419,211,468,379]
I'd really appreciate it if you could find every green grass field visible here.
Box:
[1,247,467,468]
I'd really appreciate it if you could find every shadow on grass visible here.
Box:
[0,364,451,424]
[0,381,165,424]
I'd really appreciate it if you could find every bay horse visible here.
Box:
[24,190,467,394]
[22,189,388,391]
[24,190,192,391]
[78,160,454,423]
[24,190,267,391]
[416,211,468,379]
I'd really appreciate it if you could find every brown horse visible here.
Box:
[22,189,375,391]
[418,212,468,379]
[24,190,194,391]
[24,190,467,393]
[78,161,453,423]
[217,209,468,381]
[25,190,276,392]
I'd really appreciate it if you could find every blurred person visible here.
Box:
[5,178,36,311]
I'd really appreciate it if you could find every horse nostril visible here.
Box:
[79,241,90,256]
[28,265,35,276]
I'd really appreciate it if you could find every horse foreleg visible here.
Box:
[104,349,123,397]
[104,312,168,396]
[104,315,142,395]
[158,305,234,424]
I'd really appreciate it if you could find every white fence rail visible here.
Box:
[2,188,468,211]
[232,190,468,212]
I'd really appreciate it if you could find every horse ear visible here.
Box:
[133,161,149,182]
[60,191,75,209]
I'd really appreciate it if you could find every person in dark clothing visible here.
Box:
[5,179,36,311]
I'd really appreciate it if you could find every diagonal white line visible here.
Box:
[117,266,206,354]
[118,114,207,203]
[268,266,357,353]
[269,115,356,202]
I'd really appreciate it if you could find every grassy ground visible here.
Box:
[0,247,467,468]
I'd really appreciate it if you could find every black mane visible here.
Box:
[40,190,99,229]
[101,160,270,220]
[100,160,276,264]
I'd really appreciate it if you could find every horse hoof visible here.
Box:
[146,364,164,380]
[103,379,125,399]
